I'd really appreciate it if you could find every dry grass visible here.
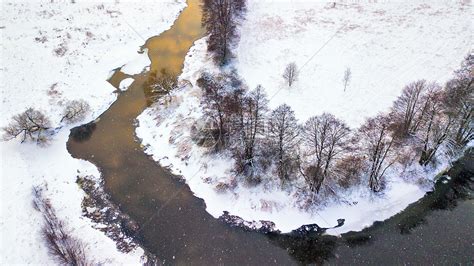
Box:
[33,186,93,266]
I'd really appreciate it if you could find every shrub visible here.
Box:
[334,155,365,189]
[33,186,92,265]
[61,99,90,124]
[3,108,51,143]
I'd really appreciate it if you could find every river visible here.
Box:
[67,0,474,264]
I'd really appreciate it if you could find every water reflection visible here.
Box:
[67,0,474,263]
[397,149,473,235]
[70,121,96,142]
[268,232,338,265]
[328,149,474,264]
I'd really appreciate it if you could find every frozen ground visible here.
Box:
[137,0,472,235]
[237,0,472,127]
[1,0,185,264]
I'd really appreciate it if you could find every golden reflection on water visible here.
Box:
[68,0,296,264]
[69,0,219,248]
[146,0,203,74]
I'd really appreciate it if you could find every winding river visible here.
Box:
[68,0,474,264]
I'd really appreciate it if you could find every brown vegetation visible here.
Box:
[32,186,92,265]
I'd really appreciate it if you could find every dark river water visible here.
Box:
[67,0,474,264]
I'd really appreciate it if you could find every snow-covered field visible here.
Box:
[1,0,185,264]
[137,1,472,234]
[237,0,472,127]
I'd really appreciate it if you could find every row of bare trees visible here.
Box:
[195,70,360,190]
[196,70,354,189]
[195,54,472,194]
[202,0,246,65]
[390,56,473,166]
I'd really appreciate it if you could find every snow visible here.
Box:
[1,0,186,264]
[120,49,151,75]
[136,0,471,235]
[1,132,145,264]
[236,0,472,127]
[119,77,135,91]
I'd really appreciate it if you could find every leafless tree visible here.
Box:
[301,113,351,193]
[61,99,90,123]
[416,87,453,165]
[283,62,298,87]
[202,0,246,64]
[359,115,395,192]
[231,85,268,177]
[150,68,177,102]
[267,104,300,182]
[197,72,227,149]
[342,67,351,91]
[32,186,92,265]
[3,108,51,143]
[443,54,473,150]
[197,72,240,149]
[390,80,428,137]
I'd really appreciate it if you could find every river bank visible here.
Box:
[66,0,473,264]
[136,0,471,235]
[1,0,186,263]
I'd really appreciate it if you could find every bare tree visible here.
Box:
[359,115,395,192]
[390,80,428,137]
[150,68,177,102]
[283,62,298,87]
[342,67,351,91]
[443,54,473,150]
[197,72,228,149]
[61,99,90,123]
[197,71,244,149]
[202,0,245,64]
[231,85,268,177]
[419,88,453,166]
[267,104,300,182]
[301,113,351,193]
[3,108,51,143]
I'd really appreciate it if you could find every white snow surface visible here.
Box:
[136,1,472,235]
[119,77,135,91]
[120,49,151,75]
[237,0,472,127]
[1,0,185,264]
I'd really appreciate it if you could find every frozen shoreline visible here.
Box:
[1,0,186,264]
[136,0,471,235]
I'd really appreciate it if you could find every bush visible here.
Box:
[334,155,365,189]
[214,178,237,193]
[33,186,92,265]
[2,108,51,143]
[190,118,221,148]
[61,99,90,124]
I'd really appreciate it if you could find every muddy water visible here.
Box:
[67,0,295,264]
[329,152,474,264]
[68,0,474,264]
